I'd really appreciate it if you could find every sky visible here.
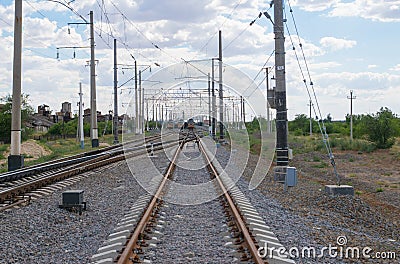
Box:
[0,0,400,121]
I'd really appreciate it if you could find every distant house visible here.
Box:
[37,104,51,117]
[61,102,72,119]
[83,108,108,123]
[30,113,55,133]
[29,104,56,133]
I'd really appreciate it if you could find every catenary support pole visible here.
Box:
[265,67,271,133]
[274,0,288,166]
[308,100,312,137]
[134,60,138,134]
[208,73,211,129]
[242,96,245,126]
[113,39,119,143]
[211,59,216,138]
[90,11,99,147]
[141,70,145,133]
[8,0,24,171]
[138,70,142,134]
[218,30,224,140]
[79,83,84,148]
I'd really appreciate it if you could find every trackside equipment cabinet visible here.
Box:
[59,190,86,215]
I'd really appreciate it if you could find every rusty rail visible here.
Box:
[0,138,177,210]
[197,138,266,264]
[117,137,186,263]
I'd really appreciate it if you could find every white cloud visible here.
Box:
[390,64,400,72]
[1,0,400,121]
[319,37,356,51]
[328,0,400,22]
[291,0,400,23]
[367,64,377,69]
[290,0,339,12]
[310,61,342,70]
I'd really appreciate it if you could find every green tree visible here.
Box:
[358,107,399,149]
[0,94,34,143]
[288,114,312,136]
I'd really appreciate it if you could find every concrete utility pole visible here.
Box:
[264,67,272,133]
[218,30,224,140]
[232,100,235,129]
[138,70,142,134]
[161,104,164,123]
[347,90,356,141]
[113,39,119,144]
[211,59,216,138]
[208,73,211,129]
[152,96,155,121]
[89,11,99,147]
[165,105,167,123]
[240,96,243,126]
[8,0,23,171]
[146,99,149,131]
[134,60,138,134]
[242,96,245,125]
[155,103,158,129]
[79,83,84,149]
[274,0,288,167]
[141,71,145,133]
[308,100,313,136]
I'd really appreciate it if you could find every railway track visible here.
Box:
[0,133,164,184]
[0,133,176,211]
[90,132,295,264]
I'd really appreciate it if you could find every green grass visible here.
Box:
[312,161,328,168]
[0,144,9,160]
[312,156,321,162]
[289,134,379,154]
[329,137,377,153]
[376,187,384,193]
[0,135,118,170]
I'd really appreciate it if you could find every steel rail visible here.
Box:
[117,135,188,263]
[197,138,266,264]
[0,133,165,183]
[0,139,178,209]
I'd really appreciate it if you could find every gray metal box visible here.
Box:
[267,88,276,109]
[286,167,297,187]
[62,190,84,205]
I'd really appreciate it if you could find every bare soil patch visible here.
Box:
[1,140,52,165]
[239,145,399,263]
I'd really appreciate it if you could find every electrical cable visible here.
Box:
[286,0,340,184]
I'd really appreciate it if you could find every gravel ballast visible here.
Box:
[145,145,236,263]
[0,150,170,263]
[215,144,399,264]
[1,135,398,264]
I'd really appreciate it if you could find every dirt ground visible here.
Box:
[297,149,400,219]
[238,141,400,263]
[0,140,52,165]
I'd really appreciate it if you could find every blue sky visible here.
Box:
[1,0,399,121]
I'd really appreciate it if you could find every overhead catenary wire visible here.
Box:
[25,0,92,59]
[285,0,340,184]
[242,49,275,98]
[196,0,244,58]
